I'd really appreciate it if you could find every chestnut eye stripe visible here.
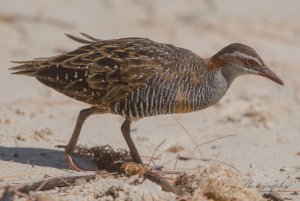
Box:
[224,51,263,67]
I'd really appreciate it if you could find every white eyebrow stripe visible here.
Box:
[225,51,262,66]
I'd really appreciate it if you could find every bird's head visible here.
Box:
[208,43,284,86]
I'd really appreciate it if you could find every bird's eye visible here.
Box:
[245,59,253,66]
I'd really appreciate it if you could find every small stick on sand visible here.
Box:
[172,115,203,157]
[144,171,182,195]
[0,172,97,198]
[147,138,167,166]
[192,134,236,154]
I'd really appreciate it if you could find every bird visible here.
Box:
[10,33,284,171]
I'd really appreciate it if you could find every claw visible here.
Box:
[56,144,86,171]
[64,152,85,171]
[55,144,67,148]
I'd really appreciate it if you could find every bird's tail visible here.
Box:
[9,61,36,76]
[9,33,99,76]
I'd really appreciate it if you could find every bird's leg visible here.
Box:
[56,106,98,171]
[121,118,184,189]
[121,118,143,164]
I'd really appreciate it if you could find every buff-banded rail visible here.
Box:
[10,33,284,171]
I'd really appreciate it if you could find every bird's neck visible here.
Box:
[182,70,228,112]
[205,56,253,88]
[220,65,238,88]
[204,57,235,88]
[220,64,251,88]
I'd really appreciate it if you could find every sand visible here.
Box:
[0,0,299,200]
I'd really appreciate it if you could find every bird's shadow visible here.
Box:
[0,145,124,171]
[0,146,70,169]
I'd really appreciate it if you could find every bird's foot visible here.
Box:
[56,144,93,171]
[63,152,86,171]
[55,144,67,149]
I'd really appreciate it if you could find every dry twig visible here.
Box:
[147,138,167,166]
[0,172,97,198]
[172,115,203,157]
[192,134,236,154]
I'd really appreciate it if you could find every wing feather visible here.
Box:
[10,35,204,105]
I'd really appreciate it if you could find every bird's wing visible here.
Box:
[11,35,194,105]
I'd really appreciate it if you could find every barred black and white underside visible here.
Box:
[111,70,227,118]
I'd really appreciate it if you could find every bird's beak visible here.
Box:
[258,66,284,86]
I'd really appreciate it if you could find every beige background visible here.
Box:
[0,0,299,200]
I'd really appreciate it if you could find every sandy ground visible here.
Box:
[0,0,300,200]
